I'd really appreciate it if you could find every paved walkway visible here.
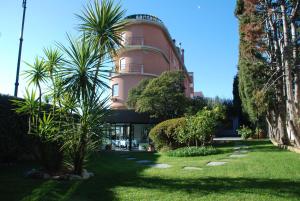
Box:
[213,137,242,141]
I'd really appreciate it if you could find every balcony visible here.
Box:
[121,37,169,62]
[110,63,144,77]
[122,37,144,46]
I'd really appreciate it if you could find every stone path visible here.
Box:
[120,143,250,171]
[207,161,228,166]
[205,143,250,167]
[147,164,171,169]
[234,150,248,154]
[183,166,202,170]
[229,154,247,158]
[121,155,172,169]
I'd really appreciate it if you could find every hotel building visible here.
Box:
[105,14,195,150]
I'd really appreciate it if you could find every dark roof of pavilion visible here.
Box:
[105,109,162,124]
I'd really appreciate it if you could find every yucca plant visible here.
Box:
[77,0,126,97]
[24,57,48,110]
[58,35,110,175]
[12,89,39,134]
[13,0,123,176]
[43,47,63,109]
[12,89,64,173]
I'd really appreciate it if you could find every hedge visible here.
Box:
[149,117,186,151]
[0,94,32,162]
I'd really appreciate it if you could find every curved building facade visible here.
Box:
[110,14,194,109]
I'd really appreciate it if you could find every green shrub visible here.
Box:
[178,106,225,146]
[149,117,186,151]
[237,125,253,139]
[166,146,219,157]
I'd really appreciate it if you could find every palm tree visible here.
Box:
[58,35,109,175]
[12,89,39,134]
[58,35,105,102]
[77,0,126,96]
[43,47,63,109]
[24,57,48,111]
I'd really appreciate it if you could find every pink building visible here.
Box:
[110,14,194,109]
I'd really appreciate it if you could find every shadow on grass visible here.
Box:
[120,176,300,200]
[1,141,298,201]
[1,151,159,201]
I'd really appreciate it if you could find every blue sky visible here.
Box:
[0,0,238,99]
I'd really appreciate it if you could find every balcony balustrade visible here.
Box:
[120,63,144,73]
[122,36,169,60]
[110,63,144,77]
[123,37,144,46]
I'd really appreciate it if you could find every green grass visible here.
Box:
[1,141,300,201]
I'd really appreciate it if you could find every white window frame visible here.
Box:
[112,84,119,97]
[120,58,126,71]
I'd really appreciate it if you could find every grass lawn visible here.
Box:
[1,141,300,201]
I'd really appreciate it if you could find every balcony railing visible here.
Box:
[125,14,164,25]
[122,37,144,46]
[120,63,144,73]
[110,63,144,77]
[121,37,169,59]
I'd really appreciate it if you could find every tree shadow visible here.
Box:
[120,176,300,200]
[7,151,159,201]
[2,141,299,200]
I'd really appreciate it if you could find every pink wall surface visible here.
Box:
[110,19,194,109]
[110,74,157,109]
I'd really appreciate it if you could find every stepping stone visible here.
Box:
[234,150,248,154]
[136,160,152,164]
[183,166,202,170]
[234,146,249,150]
[126,157,136,160]
[147,163,171,169]
[207,161,227,166]
[229,154,247,158]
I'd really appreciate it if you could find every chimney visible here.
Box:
[181,49,185,63]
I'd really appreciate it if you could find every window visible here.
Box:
[121,32,126,45]
[120,58,126,71]
[112,84,119,97]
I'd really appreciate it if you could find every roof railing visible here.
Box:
[125,14,164,25]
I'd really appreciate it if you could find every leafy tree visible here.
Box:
[232,74,250,126]
[235,0,300,146]
[185,96,207,115]
[127,78,152,108]
[133,71,187,119]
